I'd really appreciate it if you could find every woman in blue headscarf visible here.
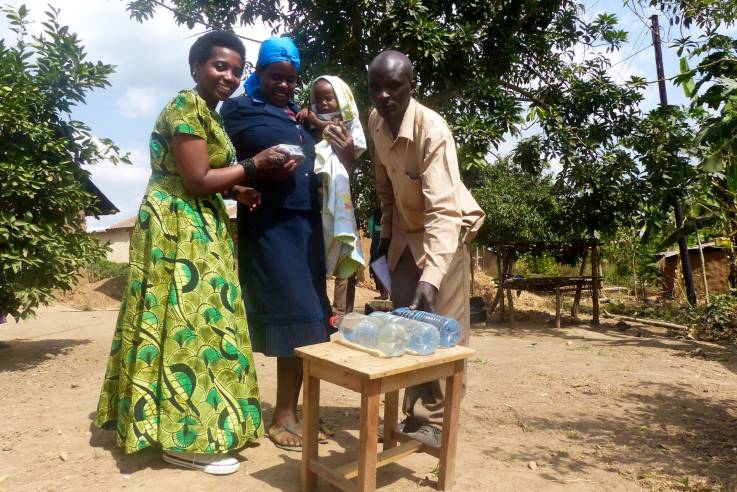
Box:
[221,37,331,451]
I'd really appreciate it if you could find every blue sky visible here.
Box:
[0,1,715,230]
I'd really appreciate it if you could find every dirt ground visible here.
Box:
[2,285,737,491]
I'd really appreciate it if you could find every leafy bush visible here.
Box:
[608,294,737,344]
[0,5,128,319]
[517,253,560,277]
[87,260,130,283]
[606,300,686,324]
[688,294,737,344]
[470,158,563,246]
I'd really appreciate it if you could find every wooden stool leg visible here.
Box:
[358,379,381,492]
[383,390,399,450]
[301,361,320,492]
[438,360,464,490]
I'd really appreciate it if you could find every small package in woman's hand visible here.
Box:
[274,144,305,164]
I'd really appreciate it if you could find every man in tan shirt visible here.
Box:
[367,50,485,446]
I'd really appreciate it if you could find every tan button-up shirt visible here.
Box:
[369,98,485,289]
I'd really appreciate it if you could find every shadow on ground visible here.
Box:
[478,309,737,366]
[93,277,126,301]
[87,404,428,491]
[0,338,91,373]
[482,381,737,488]
[249,427,428,492]
[476,308,737,488]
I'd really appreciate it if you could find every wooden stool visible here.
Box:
[296,341,475,492]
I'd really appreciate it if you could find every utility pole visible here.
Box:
[651,14,698,306]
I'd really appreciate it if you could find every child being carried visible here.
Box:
[297,76,367,286]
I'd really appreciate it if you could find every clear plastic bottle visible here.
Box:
[337,313,408,357]
[391,308,461,348]
[369,312,439,355]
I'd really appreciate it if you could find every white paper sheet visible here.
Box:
[370,255,392,295]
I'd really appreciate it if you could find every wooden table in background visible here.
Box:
[295,342,475,492]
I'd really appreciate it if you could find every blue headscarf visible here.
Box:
[244,36,301,100]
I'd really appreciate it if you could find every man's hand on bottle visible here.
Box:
[409,281,438,313]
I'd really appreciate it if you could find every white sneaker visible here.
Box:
[162,450,240,475]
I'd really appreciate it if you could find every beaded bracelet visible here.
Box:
[239,157,257,178]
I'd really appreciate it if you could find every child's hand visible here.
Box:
[297,107,310,122]
[231,185,261,212]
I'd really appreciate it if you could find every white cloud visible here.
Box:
[87,147,150,186]
[117,87,163,119]
[84,145,151,229]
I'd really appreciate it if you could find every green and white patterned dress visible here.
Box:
[95,90,263,454]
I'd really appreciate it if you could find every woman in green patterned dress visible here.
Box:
[94,31,297,475]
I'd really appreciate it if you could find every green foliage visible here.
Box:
[516,54,647,239]
[605,299,688,324]
[601,227,661,293]
[608,292,737,344]
[660,3,737,287]
[517,253,560,277]
[133,1,714,254]
[87,259,130,283]
[0,5,129,319]
[469,158,562,246]
[126,1,648,238]
[637,0,737,30]
[624,105,705,247]
[689,293,737,343]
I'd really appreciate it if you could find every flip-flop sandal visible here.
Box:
[287,422,329,443]
[267,425,302,452]
[269,421,330,451]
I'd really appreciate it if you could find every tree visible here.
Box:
[469,156,562,247]
[678,37,737,286]
[0,5,129,320]
[126,0,577,159]
[513,52,647,240]
[126,1,647,234]
[640,0,737,287]
[625,104,703,239]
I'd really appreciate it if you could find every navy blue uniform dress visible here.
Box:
[221,94,332,356]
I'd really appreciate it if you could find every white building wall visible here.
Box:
[94,229,131,263]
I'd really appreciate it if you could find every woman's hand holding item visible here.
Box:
[252,146,295,170]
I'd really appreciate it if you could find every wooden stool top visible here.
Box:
[295,341,475,380]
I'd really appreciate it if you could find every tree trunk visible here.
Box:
[592,243,600,326]
[470,249,475,297]
[730,216,737,290]
[499,253,506,321]
[490,253,504,313]
[696,232,709,304]
[571,251,588,319]
[490,250,513,315]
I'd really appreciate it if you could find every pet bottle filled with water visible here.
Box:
[369,312,440,355]
[337,313,408,357]
[391,308,461,348]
